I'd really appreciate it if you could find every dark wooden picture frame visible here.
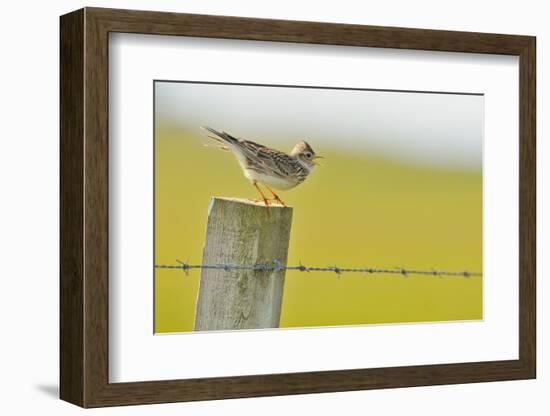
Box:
[60,7,536,408]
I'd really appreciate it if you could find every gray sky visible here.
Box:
[156,81,483,170]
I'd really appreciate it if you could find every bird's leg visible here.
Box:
[264,185,287,207]
[253,182,270,207]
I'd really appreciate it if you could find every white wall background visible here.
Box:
[0,0,545,414]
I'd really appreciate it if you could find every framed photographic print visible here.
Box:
[60,7,536,407]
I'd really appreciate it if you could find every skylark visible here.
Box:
[202,126,322,206]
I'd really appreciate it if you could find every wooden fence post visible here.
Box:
[194,197,293,331]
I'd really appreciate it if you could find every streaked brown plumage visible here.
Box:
[202,126,322,206]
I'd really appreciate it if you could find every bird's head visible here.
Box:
[290,141,323,170]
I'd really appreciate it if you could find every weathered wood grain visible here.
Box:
[195,198,292,331]
[60,8,84,406]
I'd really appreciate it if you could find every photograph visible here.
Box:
[153,80,483,334]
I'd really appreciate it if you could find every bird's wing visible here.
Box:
[239,142,299,179]
[202,127,300,180]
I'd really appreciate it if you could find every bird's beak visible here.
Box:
[313,155,324,166]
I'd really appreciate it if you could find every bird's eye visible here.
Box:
[305,152,312,158]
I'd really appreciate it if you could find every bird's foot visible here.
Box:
[263,185,287,207]
[271,195,286,207]
[253,197,286,207]
[253,198,271,207]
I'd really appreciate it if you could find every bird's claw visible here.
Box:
[252,198,271,207]
[274,196,286,207]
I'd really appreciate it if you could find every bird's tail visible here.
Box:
[201,126,239,146]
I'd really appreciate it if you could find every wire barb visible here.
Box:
[176,259,191,276]
[154,261,482,278]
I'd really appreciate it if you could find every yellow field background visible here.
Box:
[155,127,482,333]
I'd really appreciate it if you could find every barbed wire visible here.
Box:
[154,259,481,278]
